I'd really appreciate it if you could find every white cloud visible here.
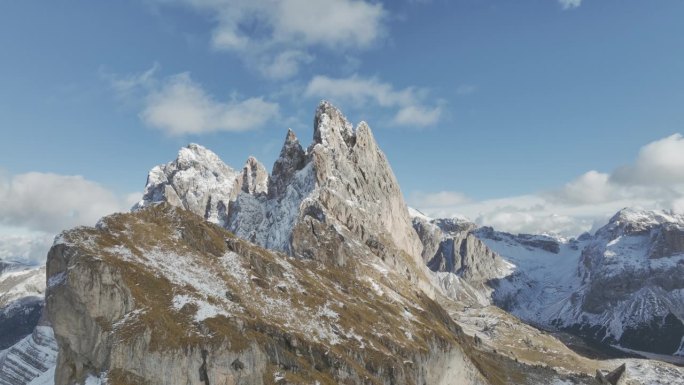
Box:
[558,0,582,10]
[305,74,442,127]
[0,172,132,234]
[411,133,684,237]
[550,170,616,204]
[394,105,442,126]
[0,233,55,265]
[272,0,385,49]
[106,66,280,136]
[142,73,279,135]
[257,50,314,80]
[0,172,138,264]
[411,192,664,237]
[673,197,684,214]
[155,0,387,79]
[611,134,684,186]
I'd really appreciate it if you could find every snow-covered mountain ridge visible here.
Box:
[411,207,684,358]
[0,262,45,350]
[0,261,58,385]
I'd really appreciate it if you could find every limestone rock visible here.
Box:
[138,102,435,294]
[268,129,307,199]
[238,156,268,195]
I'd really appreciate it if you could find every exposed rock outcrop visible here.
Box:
[238,156,268,195]
[134,143,240,226]
[141,101,435,294]
[410,211,510,306]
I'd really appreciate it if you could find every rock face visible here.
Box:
[141,101,434,293]
[410,211,511,306]
[238,157,268,195]
[45,102,499,385]
[46,204,488,385]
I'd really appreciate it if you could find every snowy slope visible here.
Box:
[0,261,57,385]
[0,262,45,308]
[474,209,684,356]
[0,326,58,385]
[413,207,684,357]
[473,227,588,324]
[0,262,45,350]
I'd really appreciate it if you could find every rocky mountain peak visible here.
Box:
[268,128,307,198]
[599,208,684,239]
[176,143,224,169]
[304,103,428,283]
[312,100,355,149]
[238,156,268,195]
[134,143,239,226]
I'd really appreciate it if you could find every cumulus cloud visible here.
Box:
[550,170,616,204]
[0,172,133,234]
[0,234,55,265]
[257,50,314,80]
[410,192,661,237]
[142,73,279,135]
[106,66,279,136]
[394,105,442,126]
[0,172,138,264]
[558,0,582,10]
[611,134,684,186]
[305,75,442,127]
[154,0,387,79]
[411,133,684,236]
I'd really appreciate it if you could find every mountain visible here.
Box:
[45,102,488,385]
[137,101,433,294]
[46,203,495,385]
[0,261,58,385]
[0,325,58,385]
[38,101,684,384]
[0,262,45,350]
[411,207,684,359]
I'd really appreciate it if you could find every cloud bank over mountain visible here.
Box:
[410,133,684,236]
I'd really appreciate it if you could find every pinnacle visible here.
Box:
[313,100,354,146]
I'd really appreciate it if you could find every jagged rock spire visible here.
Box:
[239,156,268,195]
[313,100,355,149]
[134,101,433,294]
[269,128,307,198]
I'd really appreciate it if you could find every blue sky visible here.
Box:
[1,0,684,261]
